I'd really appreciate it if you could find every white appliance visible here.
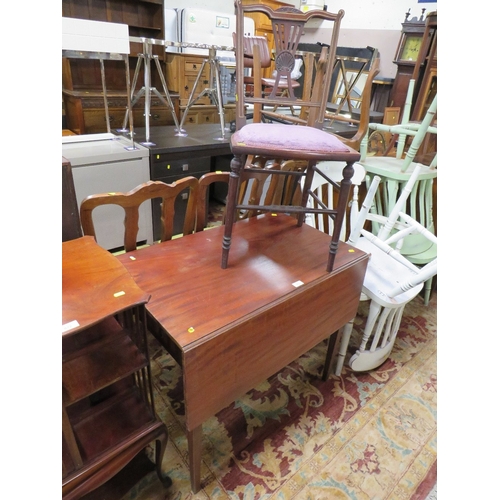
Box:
[62,134,152,251]
[164,8,254,62]
[164,8,254,106]
[299,0,326,13]
[62,17,130,54]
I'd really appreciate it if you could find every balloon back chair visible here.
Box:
[222,0,360,271]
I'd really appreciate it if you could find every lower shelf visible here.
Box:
[63,387,168,500]
[66,386,155,466]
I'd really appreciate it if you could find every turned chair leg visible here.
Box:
[335,318,355,376]
[222,154,243,269]
[423,276,433,306]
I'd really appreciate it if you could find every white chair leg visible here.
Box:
[349,304,406,372]
[359,300,382,352]
[335,318,354,376]
[423,276,433,306]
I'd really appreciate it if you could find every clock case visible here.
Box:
[394,16,425,63]
[389,12,426,110]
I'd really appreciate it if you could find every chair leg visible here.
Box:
[423,276,433,306]
[359,300,382,352]
[222,154,244,269]
[349,305,405,372]
[335,319,355,376]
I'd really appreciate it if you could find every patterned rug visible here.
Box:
[120,293,437,500]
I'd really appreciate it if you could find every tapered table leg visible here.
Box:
[188,426,203,493]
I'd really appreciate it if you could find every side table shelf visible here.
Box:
[62,236,170,499]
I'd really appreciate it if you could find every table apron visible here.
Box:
[183,257,367,430]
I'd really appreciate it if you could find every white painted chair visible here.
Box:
[357,86,437,305]
[322,163,438,377]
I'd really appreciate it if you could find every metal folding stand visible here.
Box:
[176,44,233,141]
[122,37,182,146]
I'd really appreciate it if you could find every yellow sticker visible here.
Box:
[156,154,160,159]
[216,170,222,173]
[348,249,355,252]
[271,213,277,216]
[188,327,195,333]
[108,192,116,195]
[237,142,246,146]
[114,291,125,297]
[167,164,171,169]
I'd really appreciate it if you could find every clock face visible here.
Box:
[399,35,422,62]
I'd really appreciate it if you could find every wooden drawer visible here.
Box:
[181,75,211,105]
[165,53,211,105]
[151,156,211,181]
[81,107,175,134]
[180,105,218,125]
[183,57,208,76]
[63,91,178,134]
[179,105,235,126]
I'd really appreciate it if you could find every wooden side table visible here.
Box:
[62,236,170,499]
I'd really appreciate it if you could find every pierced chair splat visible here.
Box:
[80,178,199,252]
[222,1,360,272]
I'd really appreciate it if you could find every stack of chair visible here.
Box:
[322,163,438,377]
[356,81,437,304]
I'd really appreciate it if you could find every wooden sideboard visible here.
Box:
[62,89,178,135]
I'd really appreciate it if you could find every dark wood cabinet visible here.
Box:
[62,236,169,499]
[62,0,165,58]
[62,0,167,134]
[410,11,437,122]
[62,156,83,242]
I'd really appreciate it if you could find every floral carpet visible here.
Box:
[119,292,437,500]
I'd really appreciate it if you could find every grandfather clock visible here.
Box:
[389,9,427,110]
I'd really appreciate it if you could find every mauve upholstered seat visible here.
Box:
[231,123,352,159]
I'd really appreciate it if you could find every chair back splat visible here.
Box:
[222,1,360,271]
[80,178,199,252]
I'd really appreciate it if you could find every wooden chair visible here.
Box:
[322,165,438,378]
[196,160,305,232]
[324,53,381,152]
[358,89,438,304]
[240,35,272,98]
[80,178,199,252]
[222,1,360,272]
